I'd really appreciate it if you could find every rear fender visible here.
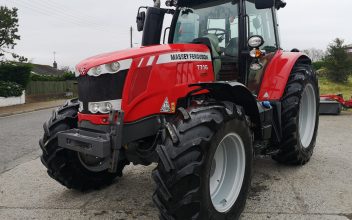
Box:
[191,82,262,139]
[258,50,311,101]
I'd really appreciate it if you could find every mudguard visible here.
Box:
[191,82,262,139]
[258,50,311,101]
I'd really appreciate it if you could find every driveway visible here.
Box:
[0,111,351,219]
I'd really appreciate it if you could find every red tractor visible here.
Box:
[40,0,319,219]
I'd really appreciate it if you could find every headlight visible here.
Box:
[86,59,132,77]
[110,62,120,72]
[248,35,264,48]
[95,66,103,75]
[88,100,122,114]
[90,103,100,114]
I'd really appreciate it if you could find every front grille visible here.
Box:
[78,70,128,113]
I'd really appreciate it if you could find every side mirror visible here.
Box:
[255,0,275,9]
[136,11,146,32]
[136,7,147,32]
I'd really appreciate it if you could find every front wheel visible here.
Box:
[153,104,253,220]
[39,99,128,191]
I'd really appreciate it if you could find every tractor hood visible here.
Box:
[75,44,211,76]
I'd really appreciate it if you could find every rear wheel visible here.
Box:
[153,104,253,220]
[273,63,319,165]
[39,99,128,191]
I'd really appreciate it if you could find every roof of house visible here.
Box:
[31,64,66,76]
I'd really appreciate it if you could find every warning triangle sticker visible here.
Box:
[263,92,269,98]
[160,97,171,113]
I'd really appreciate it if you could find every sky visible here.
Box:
[0,0,351,69]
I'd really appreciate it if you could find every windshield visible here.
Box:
[173,1,239,48]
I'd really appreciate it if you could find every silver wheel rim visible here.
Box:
[209,133,246,213]
[299,83,317,148]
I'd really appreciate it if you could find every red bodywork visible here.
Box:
[258,50,310,101]
[320,94,352,108]
[76,44,214,124]
[76,46,308,125]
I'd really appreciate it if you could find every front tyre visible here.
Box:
[39,99,128,191]
[153,105,253,220]
[273,63,319,165]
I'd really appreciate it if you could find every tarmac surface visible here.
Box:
[0,108,53,174]
[0,99,66,117]
[0,108,351,220]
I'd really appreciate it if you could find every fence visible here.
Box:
[26,81,78,98]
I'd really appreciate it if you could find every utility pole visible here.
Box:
[130,26,133,48]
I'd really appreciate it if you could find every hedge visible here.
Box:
[312,61,325,71]
[0,63,32,88]
[30,72,76,81]
[0,81,23,97]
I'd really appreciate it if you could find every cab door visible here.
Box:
[244,0,280,94]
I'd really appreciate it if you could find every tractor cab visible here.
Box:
[138,0,286,93]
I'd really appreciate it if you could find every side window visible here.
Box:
[248,15,263,36]
[230,17,239,39]
[207,19,226,47]
[173,2,239,47]
[246,2,277,51]
[173,13,200,43]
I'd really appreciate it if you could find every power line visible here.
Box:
[35,0,106,27]
[4,0,128,37]
[1,0,135,49]
[15,1,107,30]
[26,0,106,28]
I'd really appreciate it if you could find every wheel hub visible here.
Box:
[78,153,109,172]
[209,133,246,213]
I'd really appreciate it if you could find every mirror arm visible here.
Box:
[163,27,171,44]
[137,6,148,22]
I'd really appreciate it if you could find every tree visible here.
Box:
[302,48,325,62]
[60,66,75,80]
[60,66,73,73]
[323,38,352,83]
[0,6,26,62]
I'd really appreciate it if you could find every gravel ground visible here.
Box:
[0,111,351,220]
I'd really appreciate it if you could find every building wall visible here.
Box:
[0,91,26,107]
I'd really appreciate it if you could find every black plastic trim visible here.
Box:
[77,70,128,114]
[79,115,163,145]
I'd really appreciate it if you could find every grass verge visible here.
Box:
[319,76,352,98]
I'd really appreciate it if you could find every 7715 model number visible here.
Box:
[197,65,209,70]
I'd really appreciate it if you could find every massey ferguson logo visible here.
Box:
[170,53,209,61]
[156,52,212,64]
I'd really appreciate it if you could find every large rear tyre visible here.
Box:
[153,104,253,220]
[39,99,128,191]
[273,63,319,165]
